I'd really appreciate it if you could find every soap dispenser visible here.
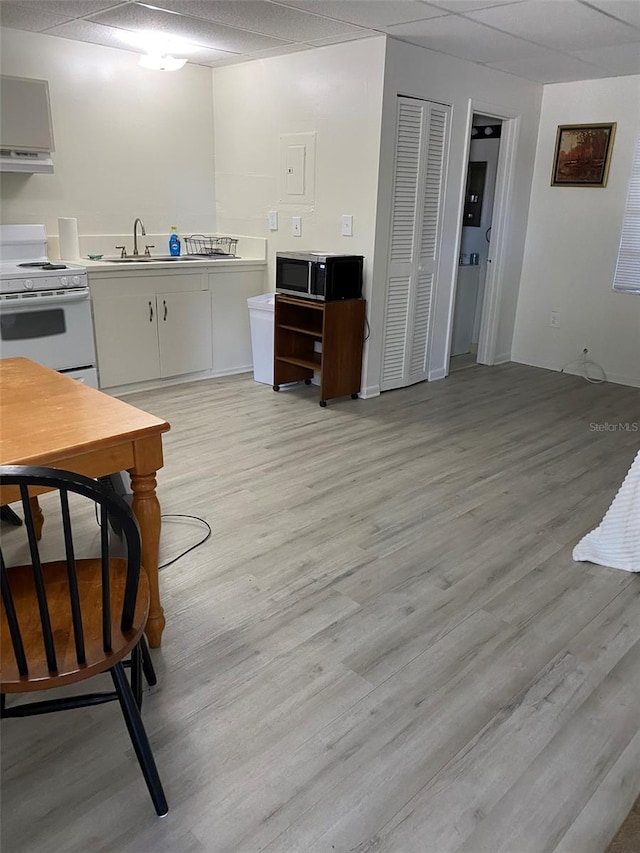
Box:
[169,225,181,257]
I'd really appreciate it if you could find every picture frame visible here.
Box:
[551,122,616,187]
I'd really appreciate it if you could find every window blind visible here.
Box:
[613,133,640,294]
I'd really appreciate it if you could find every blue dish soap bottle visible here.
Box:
[169,225,181,257]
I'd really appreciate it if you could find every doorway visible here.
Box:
[450,115,502,373]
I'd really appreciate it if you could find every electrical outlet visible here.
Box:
[268,210,278,231]
[341,214,353,237]
[550,311,560,328]
[292,216,302,237]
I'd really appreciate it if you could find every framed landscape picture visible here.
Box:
[551,123,616,187]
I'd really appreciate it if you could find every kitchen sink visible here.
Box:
[101,255,204,263]
[100,253,239,264]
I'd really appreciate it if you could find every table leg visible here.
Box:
[129,470,165,648]
[29,497,44,540]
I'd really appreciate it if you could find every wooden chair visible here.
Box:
[0,465,168,817]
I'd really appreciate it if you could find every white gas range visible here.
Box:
[0,224,98,387]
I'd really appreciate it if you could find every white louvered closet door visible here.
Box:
[381,97,450,391]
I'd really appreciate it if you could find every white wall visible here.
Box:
[211,37,386,302]
[212,36,542,396]
[368,38,543,393]
[511,76,640,388]
[0,28,217,244]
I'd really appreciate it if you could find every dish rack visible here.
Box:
[183,235,238,258]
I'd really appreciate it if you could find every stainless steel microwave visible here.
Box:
[275,252,363,301]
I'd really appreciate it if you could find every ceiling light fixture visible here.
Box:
[139,52,187,71]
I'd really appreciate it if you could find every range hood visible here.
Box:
[0,149,54,174]
[0,76,55,174]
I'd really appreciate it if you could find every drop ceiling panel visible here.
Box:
[151,1,363,40]
[386,14,553,62]
[13,0,124,16]
[571,41,640,75]
[583,0,640,28]
[89,2,291,52]
[206,55,253,68]
[2,0,639,84]
[44,19,145,50]
[467,0,639,51]
[0,1,69,31]
[306,30,379,46]
[234,42,313,60]
[45,18,236,61]
[274,1,445,27]
[426,0,524,11]
[488,50,610,82]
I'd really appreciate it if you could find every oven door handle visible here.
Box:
[0,288,90,312]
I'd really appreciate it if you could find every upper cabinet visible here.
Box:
[0,75,55,173]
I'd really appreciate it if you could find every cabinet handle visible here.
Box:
[148,301,153,321]
[163,299,167,321]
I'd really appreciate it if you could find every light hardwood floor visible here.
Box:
[2,363,640,853]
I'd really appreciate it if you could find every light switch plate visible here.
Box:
[268,210,278,231]
[292,216,302,237]
[341,214,353,237]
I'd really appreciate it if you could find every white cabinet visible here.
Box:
[210,268,266,374]
[158,290,212,378]
[90,263,266,391]
[92,293,161,387]
[90,271,212,389]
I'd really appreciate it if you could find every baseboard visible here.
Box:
[105,366,253,397]
[511,357,640,390]
[561,366,640,389]
[360,383,380,399]
[428,366,447,381]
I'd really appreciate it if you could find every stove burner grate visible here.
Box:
[17,262,68,270]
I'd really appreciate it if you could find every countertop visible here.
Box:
[83,255,266,272]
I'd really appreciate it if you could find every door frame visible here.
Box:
[453,101,521,367]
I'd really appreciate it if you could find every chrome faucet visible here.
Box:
[132,217,146,257]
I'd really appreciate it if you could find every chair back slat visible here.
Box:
[0,552,28,676]
[100,502,111,652]
[20,484,58,673]
[0,466,143,681]
[59,487,86,665]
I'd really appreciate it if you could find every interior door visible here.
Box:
[381,97,450,391]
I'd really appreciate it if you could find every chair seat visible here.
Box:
[1,558,149,692]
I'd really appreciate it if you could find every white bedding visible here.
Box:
[573,449,640,572]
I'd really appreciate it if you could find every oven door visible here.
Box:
[276,256,312,298]
[0,287,96,371]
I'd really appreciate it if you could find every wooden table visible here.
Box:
[0,357,170,647]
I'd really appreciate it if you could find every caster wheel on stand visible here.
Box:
[319,400,327,408]
[273,385,280,392]
[304,378,312,385]
[351,393,359,400]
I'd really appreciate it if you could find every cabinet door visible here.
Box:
[93,294,160,388]
[210,269,265,373]
[157,290,212,378]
